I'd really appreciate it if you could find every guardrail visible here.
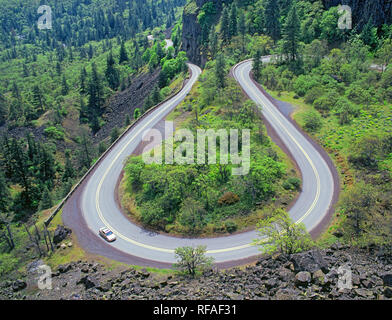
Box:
[44,67,192,226]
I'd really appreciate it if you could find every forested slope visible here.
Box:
[1,0,392,284]
[0,0,190,275]
[169,0,392,249]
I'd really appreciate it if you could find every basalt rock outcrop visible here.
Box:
[181,0,225,67]
[1,245,392,300]
[322,0,392,30]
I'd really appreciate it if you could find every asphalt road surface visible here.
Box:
[63,59,337,265]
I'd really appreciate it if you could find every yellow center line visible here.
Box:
[92,61,322,255]
[94,68,200,254]
[237,62,321,226]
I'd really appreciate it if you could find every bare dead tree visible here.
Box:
[24,223,43,257]
[5,223,14,249]
[24,223,33,242]
[44,225,54,252]
[34,223,40,240]
[43,228,49,252]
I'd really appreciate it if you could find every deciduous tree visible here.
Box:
[254,209,314,255]
[173,245,214,277]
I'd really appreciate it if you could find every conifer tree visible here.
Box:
[220,6,230,44]
[238,10,247,53]
[253,49,263,82]
[110,126,120,143]
[208,28,218,58]
[0,171,11,215]
[119,41,129,64]
[229,4,238,38]
[32,85,44,112]
[281,3,300,62]
[265,0,281,42]
[125,114,131,126]
[152,86,161,105]
[0,94,7,126]
[80,67,87,94]
[63,150,75,181]
[134,108,141,120]
[88,62,104,117]
[61,75,69,96]
[39,186,53,210]
[105,51,120,90]
[215,54,226,88]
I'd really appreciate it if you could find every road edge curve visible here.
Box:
[232,59,340,239]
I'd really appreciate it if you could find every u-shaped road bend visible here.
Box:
[62,60,339,268]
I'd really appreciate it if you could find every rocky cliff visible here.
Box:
[2,245,392,300]
[182,4,203,66]
[322,0,392,29]
[181,0,226,66]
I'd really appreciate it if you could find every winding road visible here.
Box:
[62,58,338,267]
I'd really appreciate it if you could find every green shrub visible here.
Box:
[283,180,292,190]
[0,253,19,277]
[335,97,359,125]
[44,126,65,140]
[303,110,323,132]
[384,87,392,103]
[313,89,340,112]
[225,220,238,233]
[294,75,322,97]
[283,177,301,190]
[305,86,324,104]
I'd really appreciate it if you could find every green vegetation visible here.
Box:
[253,37,392,251]
[122,57,299,236]
[1,0,392,278]
[0,0,191,278]
[254,209,314,255]
[0,0,188,222]
[173,245,214,277]
[181,0,392,250]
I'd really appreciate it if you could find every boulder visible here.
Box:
[77,275,99,290]
[81,266,90,273]
[138,268,150,278]
[264,278,279,290]
[278,268,294,282]
[354,288,374,299]
[295,271,312,287]
[290,250,328,273]
[12,280,27,292]
[58,264,72,274]
[53,225,72,244]
[381,272,392,287]
[384,287,392,298]
[312,269,327,287]
[274,288,300,300]
[97,282,111,292]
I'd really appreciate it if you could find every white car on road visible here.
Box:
[99,227,116,242]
